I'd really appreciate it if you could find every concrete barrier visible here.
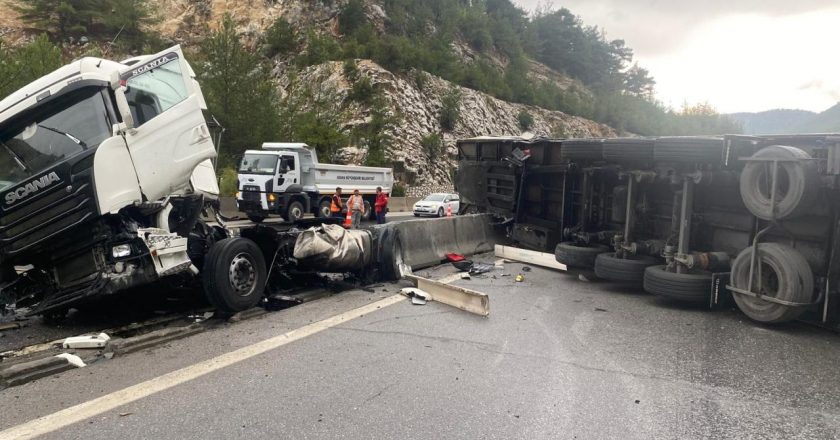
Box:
[393,214,498,270]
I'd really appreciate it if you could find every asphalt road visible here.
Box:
[2,256,840,439]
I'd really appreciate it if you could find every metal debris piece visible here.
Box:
[62,333,110,349]
[405,275,490,316]
[494,245,567,271]
[54,353,86,368]
[400,287,429,305]
[521,266,532,272]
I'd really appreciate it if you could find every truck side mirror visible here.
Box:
[110,71,135,132]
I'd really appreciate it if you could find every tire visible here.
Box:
[203,238,267,313]
[730,243,813,323]
[378,227,404,280]
[561,139,604,161]
[413,213,420,217]
[555,242,610,269]
[437,207,444,217]
[602,138,654,162]
[283,201,305,223]
[654,137,724,164]
[317,200,332,219]
[247,214,266,223]
[643,265,712,303]
[739,145,818,221]
[594,253,658,285]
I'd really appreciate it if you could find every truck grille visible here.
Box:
[243,185,261,202]
[0,161,98,258]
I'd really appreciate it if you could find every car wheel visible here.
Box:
[413,213,420,217]
[437,207,444,217]
[203,238,267,314]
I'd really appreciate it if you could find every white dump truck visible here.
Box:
[236,143,394,222]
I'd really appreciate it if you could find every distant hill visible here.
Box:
[729,104,840,134]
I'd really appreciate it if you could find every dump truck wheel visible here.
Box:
[555,242,610,269]
[247,214,265,223]
[654,137,724,164]
[730,243,813,323]
[283,201,305,223]
[739,145,818,221]
[378,227,404,280]
[203,238,267,314]
[594,253,658,285]
[317,200,332,218]
[643,265,712,303]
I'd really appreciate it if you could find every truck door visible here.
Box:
[117,46,215,201]
[276,153,300,192]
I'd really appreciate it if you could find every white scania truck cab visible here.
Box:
[237,143,394,223]
[0,46,253,318]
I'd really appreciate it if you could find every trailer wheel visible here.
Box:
[555,242,610,269]
[594,253,658,285]
[378,227,405,280]
[247,214,265,223]
[317,200,332,218]
[730,243,813,323]
[283,201,305,223]
[643,265,712,303]
[203,238,267,314]
[739,145,818,221]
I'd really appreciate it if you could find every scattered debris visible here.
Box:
[578,274,592,282]
[54,353,86,368]
[0,322,23,332]
[515,274,525,282]
[521,266,532,272]
[446,253,466,262]
[594,308,608,312]
[495,245,567,271]
[405,275,490,316]
[62,333,110,349]
[188,311,214,323]
[451,260,496,275]
[119,412,133,417]
[400,288,429,305]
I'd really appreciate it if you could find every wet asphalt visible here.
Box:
[1,256,839,439]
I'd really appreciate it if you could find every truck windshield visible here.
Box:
[0,87,111,191]
[239,154,277,175]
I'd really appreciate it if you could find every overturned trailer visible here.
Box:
[456,134,840,325]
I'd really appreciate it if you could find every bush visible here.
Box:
[517,110,534,131]
[0,35,62,100]
[346,76,376,104]
[342,59,358,78]
[420,133,443,158]
[439,86,462,131]
[339,0,367,35]
[391,182,407,197]
[297,30,342,68]
[264,18,298,58]
[219,167,239,196]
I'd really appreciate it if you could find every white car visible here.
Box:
[413,193,460,217]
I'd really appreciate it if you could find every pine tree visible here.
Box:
[102,0,158,51]
[13,0,105,42]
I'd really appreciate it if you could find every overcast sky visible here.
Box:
[512,0,840,113]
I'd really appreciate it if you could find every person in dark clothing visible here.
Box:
[374,186,389,224]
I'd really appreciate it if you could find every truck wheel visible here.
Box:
[318,200,332,218]
[555,242,610,269]
[378,227,405,280]
[247,214,266,223]
[730,243,813,323]
[594,253,658,285]
[643,265,712,303]
[203,238,267,314]
[739,145,818,221]
[283,201,305,223]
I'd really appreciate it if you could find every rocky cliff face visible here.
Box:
[284,60,615,195]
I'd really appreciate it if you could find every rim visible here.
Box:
[320,205,331,217]
[228,252,257,297]
[290,205,303,220]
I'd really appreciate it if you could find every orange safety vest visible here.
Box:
[330,194,343,213]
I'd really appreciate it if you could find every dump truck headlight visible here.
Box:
[268,193,277,202]
[235,191,241,199]
[112,244,131,258]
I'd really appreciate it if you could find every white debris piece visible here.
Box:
[400,287,429,305]
[62,332,111,349]
[55,353,87,368]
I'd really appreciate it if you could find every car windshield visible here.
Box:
[0,87,111,191]
[423,194,448,202]
[239,154,278,175]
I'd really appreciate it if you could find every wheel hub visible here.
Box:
[228,253,256,296]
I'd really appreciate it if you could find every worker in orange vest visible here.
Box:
[330,187,344,219]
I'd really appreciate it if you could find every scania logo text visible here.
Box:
[5,172,61,205]
[131,54,175,77]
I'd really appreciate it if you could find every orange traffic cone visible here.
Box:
[344,208,353,228]
[446,203,453,217]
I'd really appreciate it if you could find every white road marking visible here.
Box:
[0,294,405,440]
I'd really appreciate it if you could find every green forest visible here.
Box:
[1,0,740,173]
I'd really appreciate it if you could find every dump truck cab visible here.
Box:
[0,46,221,317]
